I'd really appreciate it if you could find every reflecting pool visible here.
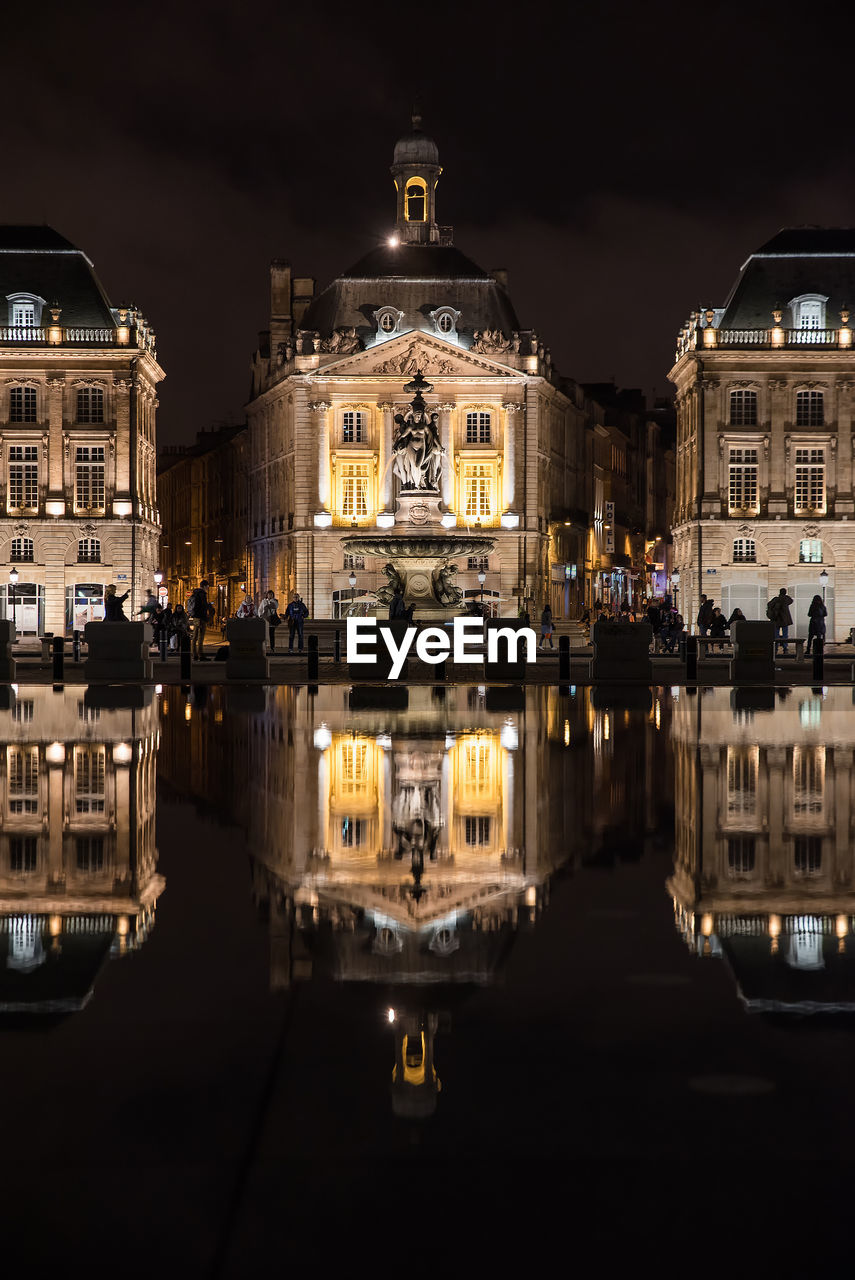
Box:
[2,682,855,1267]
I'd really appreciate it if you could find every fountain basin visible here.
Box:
[341,534,497,618]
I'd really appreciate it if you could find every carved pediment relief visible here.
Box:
[320,333,516,378]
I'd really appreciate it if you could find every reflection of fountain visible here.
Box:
[341,371,495,618]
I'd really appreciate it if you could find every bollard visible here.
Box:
[72,629,81,663]
[180,632,191,681]
[51,634,64,683]
[812,640,824,683]
[559,634,570,681]
[307,634,319,679]
[334,629,341,664]
[159,631,167,662]
[685,634,698,682]
[679,633,687,663]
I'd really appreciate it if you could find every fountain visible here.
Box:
[341,371,495,619]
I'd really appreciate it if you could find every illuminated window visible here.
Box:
[11,302,35,328]
[799,538,822,563]
[732,538,755,562]
[464,741,490,791]
[76,387,104,424]
[466,412,491,444]
[9,836,37,873]
[796,390,824,426]
[339,740,368,794]
[10,537,34,562]
[340,462,370,519]
[794,448,825,513]
[342,411,365,443]
[76,836,105,872]
[405,178,427,221]
[11,701,33,724]
[74,745,106,814]
[463,463,493,520]
[793,745,824,817]
[9,386,36,422]
[75,446,105,511]
[8,445,38,510]
[7,746,38,814]
[791,295,827,332]
[728,447,758,512]
[78,537,101,563]
[729,389,757,425]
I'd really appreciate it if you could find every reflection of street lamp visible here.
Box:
[820,568,828,603]
[348,570,357,613]
[671,568,680,612]
[9,567,18,628]
[478,568,486,611]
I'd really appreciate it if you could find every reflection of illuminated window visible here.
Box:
[76,836,104,872]
[727,837,755,874]
[793,745,824,816]
[74,746,106,814]
[799,696,822,728]
[12,701,33,724]
[794,836,822,875]
[726,746,757,819]
[339,741,367,794]
[341,817,366,847]
[9,836,37,872]
[464,742,490,791]
[8,746,38,813]
[465,816,491,845]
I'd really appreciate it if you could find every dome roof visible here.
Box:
[393,115,440,167]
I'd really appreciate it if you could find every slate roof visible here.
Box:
[721,226,855,330]
[0,224,116,329]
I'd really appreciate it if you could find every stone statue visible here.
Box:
[375,562,407,605]
[472,328,511,354]
[392,404,444,491]
[432,562,463,607]
[320,326,362,355]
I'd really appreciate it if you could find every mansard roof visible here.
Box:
[300,242,520,344]
[0,224,116,328]
[721,226,855,329]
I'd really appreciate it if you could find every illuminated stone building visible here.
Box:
[244,121,593,618]
[0,227,162,634]
[670,228,855,638]
[0,686,162,1014]
[670,687,855,1012]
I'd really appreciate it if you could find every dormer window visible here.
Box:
[405,178,427,222]
[790,293,828,332]
[373,307,403,340]
[430,306,461,340]
[6,293,45,332]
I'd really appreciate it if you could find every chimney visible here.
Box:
[292,277,316,329]
[269,260,292,356]
[491,267,509,291]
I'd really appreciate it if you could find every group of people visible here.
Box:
[235,589,309,653]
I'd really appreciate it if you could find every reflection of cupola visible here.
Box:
[391,115,445,246]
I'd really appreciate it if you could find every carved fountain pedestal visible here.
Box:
[341,531,495,620]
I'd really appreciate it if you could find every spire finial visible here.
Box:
[411,103,422,130]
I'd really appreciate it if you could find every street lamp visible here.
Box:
[671,569,680,612]
[153,571,163,587]
[8,567,17,629]
[348,570,357,614]
[478,568,486,612]
[820,568,829,603]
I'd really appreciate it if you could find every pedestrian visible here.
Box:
[726,606,746,629]
[389,586,407,620]
[518,602,531,627]
[540,603,555,648]
[766,587,794,655]
[170,603,190,651]
[709,607,727,649]
[580,605,591,628]
[697,594,715,636]
[258,588,281,653]
[663,609,684,653]
[187,578,210,661]
[236,594,256,619]
[646,599,662,652]
[619,597,630,622]
[136,590,158,622]
[103,583,130,621]
[806,594,827,656]
[286,593,309,652]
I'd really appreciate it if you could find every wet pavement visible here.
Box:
[1,683,854,1269]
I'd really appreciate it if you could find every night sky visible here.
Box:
[5,1,854,443]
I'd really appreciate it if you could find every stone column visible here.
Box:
[309,401,331,510]
[439,402,455,510]
[378,402,394,510]
[502,402,523,510]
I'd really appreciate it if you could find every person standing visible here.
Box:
[188,579,210,661]
[170,603,190,651]
[540,603,555,648]
[697,594,715,636]
[259,589,281,653]
[646,599,662,652]
[236,594,256,619]
[286,594,309,653]
[389,586,407,620]
[103,584,130,621]
[806,594,827,656]
[767,587,794,654]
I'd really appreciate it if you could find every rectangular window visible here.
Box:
[727,746,758,820]
[727,837,756,874]
[343,553,365,570]
[76,836,105,872]
[7,746,38,814]
[340,462,370,519]
[794,448,825,513]
[11,701,34,724]
[8,445,38,510]
[729,389,757,426]
[796,390,824,426]
[728,448,758,512]
[794,836,822,874]
[342,411,365,443]
[464,816,492,846]
[468,556,490,570]
[466,412,491,444]
[12,303,35,328]
[464,463,493,519]
[340,817,367,847]
[74,746,106,814]
[9,387,36,422]
[75,446,106,511]
[9,836,37,873]
[76,387,104,424]
[793,745,824,817]
[799,538,823,563]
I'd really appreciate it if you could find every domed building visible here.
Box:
[245,122,591,619]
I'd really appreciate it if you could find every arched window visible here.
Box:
[799,538,822,563]
[78,537,101,563]
[10,537,34,562]
[9,386,37,423]
[405,178,427,222]
[732,538,755,562]
[729,389,757,425]
[790,293,828,332]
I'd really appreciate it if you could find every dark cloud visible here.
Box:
[1,0,852,440]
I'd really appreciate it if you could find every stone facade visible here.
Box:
[0,227,162,635]
[669,228,855,639]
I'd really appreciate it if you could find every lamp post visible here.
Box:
[820,568,828,604]
[671,569,680,613]
[348,570,356,615]
[8,567,17,630]
[478,568,486,614]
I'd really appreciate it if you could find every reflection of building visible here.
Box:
[0,227,163,635]
[670,687,855,1012]
[670,228,855,638]
[0,686,162,1015]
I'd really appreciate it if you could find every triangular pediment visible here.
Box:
[320,331,518,379]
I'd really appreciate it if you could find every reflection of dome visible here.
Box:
[393,116,439,167]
